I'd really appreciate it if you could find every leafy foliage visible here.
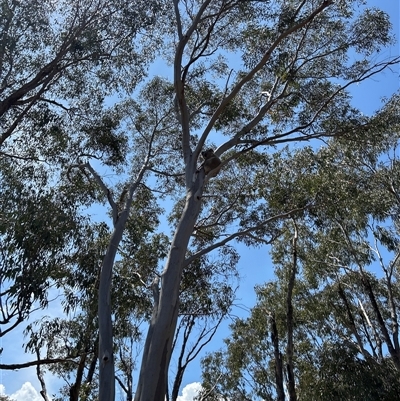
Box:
[200,126,400,400]
[0,0,399,400]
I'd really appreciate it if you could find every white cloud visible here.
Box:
[177,382,202,401]
[0,382,43,401]
[3,381,200,401]
[12,382,42,401]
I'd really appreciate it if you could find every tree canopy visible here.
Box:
[199,125,400,400]
[0,0,399,400]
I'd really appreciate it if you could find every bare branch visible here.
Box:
[35,348,51,401]
[83,161,119,223]
[337,283,373,361]
[184,206,311,267]
[0,357,80,370]
[220,56,400,159]
[174,0,214,167]
[173,0,183,40]
[336,219,400,369]
[195,0,334,156]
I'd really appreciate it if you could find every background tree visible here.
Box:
[0,0,162,398]
[0,0,162,337]
[0,155,90,337]
[199,111,400,400]
[0,0,159,149]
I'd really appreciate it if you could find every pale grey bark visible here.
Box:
[337,220,400,370]
[85,157,150,401]
[35,348,51,401]
[134,169,205,401]
[98,219,126,401]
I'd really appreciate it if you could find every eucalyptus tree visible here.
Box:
[1,0,399,400]
[294,116,400,374]
[0,155,89,336]
[0,185,167,400]
[130,1,399,400]
[0,0,163,396]
[198,118,400,400]
[0,0,160,151]
[269,117,400,399]
[0,0,163,329]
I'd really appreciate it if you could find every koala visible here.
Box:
[201,149,221,177]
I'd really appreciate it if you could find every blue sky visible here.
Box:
[1,1,399,400]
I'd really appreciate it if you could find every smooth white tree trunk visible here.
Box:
[134,175,204,401]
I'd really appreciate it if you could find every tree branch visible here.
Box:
[195,0,334,156]
[184,206,310,267]
[83,161,118,224]
[0,357,80,370]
